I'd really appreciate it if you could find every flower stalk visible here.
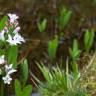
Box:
[0,78,4,96]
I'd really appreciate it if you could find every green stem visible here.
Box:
[0,79,4,96]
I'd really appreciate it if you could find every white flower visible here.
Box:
[2,74,12,84]
[7,14,19,23]
[13,26,20,34]
[7,33,25,45]
[0,30,5,40]
[0,55,5,64]
[0,27,8,41]
[2,64,17,85]
[5,64,17,75]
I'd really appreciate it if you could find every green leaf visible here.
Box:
[73,39,78,53]
[0,16,8,31]
[0,49,5,56]
[7,45,18,68]
[21,59,29,87]
[22,85,32,96]
[37,62,52,83]
[84,29,95,52]
[15,79,32,96]
[37,18,47,32]
[84,30,90,52]
[71,61,79,81]
[65,60,72,90]
[58,7,72,30]
[48,36,59,62]
[69,39,81,60]
[15,79,22,96]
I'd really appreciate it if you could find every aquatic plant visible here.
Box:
[20,59,29,88]
[48,36,59,63]
[0,14,32,96]
[15,79,32,96]
[58,7,72,30]
[37,17,47,32]
[32,61,88,96]
[84,29,95,53]
[69,39,81,61]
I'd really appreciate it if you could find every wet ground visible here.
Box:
[0,0,95,59]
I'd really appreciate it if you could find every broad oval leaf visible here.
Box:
[20,59,29,88]
[22,85,32,96]
[15,79,22,96]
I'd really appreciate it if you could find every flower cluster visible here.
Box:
[0,55,16,84]
[2,64,16,84]
[0,14,25,84]
[0,13,25,45]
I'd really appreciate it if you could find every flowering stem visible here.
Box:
[0,79,8,96]
[0,78,4,96]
